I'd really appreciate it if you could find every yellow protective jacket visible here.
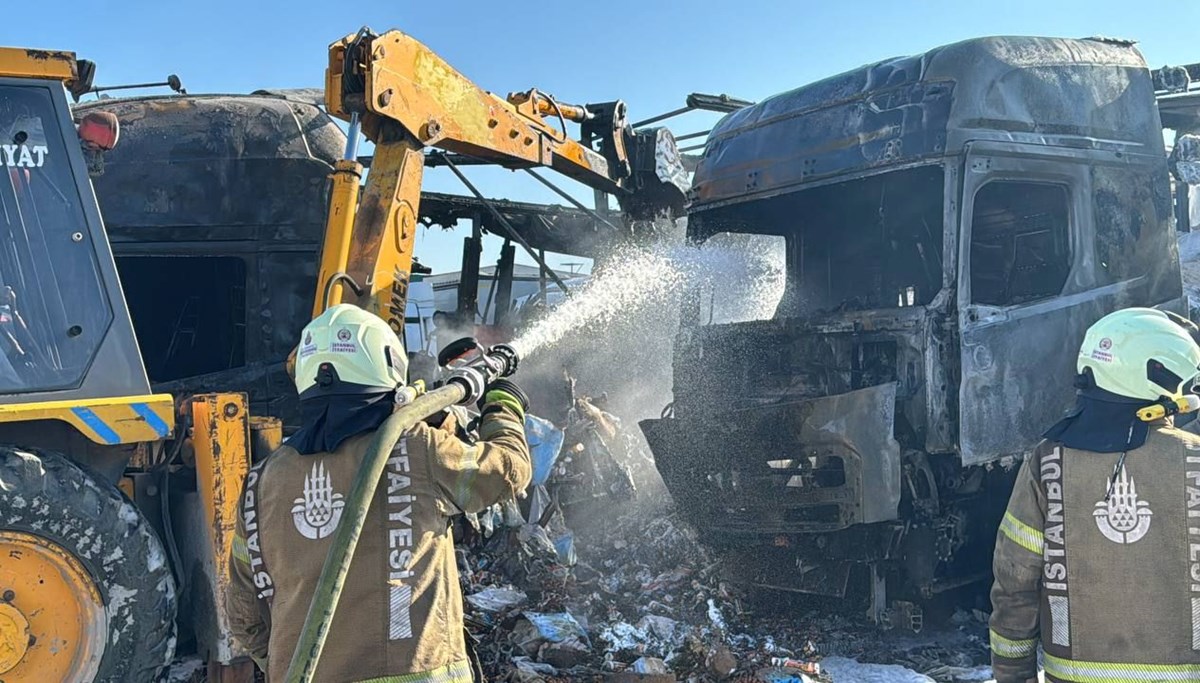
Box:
[989,425,1200,683]
[225,402,531,683]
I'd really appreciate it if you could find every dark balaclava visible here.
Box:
[287,361,397,455]
[1043,375,1150,453]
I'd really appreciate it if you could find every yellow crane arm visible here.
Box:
[312,27,685,331]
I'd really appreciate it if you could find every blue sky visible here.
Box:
[6,0,1200,273]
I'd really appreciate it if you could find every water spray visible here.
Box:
[509,239,788,358]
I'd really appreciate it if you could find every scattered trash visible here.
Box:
[632,656,669,674]
[608,673,677,683]
[706,644,738,678]
[769,657,821,675]
[819,657,935,682]
[511,612,590,654]
[707,598,728,632]
[466,586,528,613]
[751,666,816,683]
[456,399,990,682]
[512,656,557,676]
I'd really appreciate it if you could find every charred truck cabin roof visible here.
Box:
[642,35,1184,604]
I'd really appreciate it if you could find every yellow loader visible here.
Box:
[0,48,271,682]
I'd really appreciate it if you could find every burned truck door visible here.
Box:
[956,140,1181,465]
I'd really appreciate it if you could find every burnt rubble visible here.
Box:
[452,404,992,682]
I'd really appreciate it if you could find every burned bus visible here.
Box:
[642,36,1190,618]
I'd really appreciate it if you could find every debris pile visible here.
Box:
[458,494,993,682]
[459,499,833,682]
[456,388,799,681]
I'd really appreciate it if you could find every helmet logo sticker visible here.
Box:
[1094,467,1152,544]
[332,327,357,353]
[299,331,318,359]
[1091,338,1114,363]
[1099,338,1112,350]
[292,462,345,540]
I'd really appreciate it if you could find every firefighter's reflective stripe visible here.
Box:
[1043,653,1200,681]
[484,392,524,418]
[453,446,479,509]
[1000,510,1044,555]
[990,629,1037,659]
[1194,597,1200,651]
[231,534,251,565]
[358,659,473,683]
[1049,595,1071,647]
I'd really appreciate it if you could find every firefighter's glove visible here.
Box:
[480,378,529,418]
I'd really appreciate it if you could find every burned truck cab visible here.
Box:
[642,36,1184,607]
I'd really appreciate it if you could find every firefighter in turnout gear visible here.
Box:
[990,307,1200,682]
[225,304,532,683]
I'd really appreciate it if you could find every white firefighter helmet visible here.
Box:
[1077,307,1200,402]
[294,304,407,397]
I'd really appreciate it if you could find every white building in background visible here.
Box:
[512,275,589,311]
[426,264,580,324]
[403,280,437,354]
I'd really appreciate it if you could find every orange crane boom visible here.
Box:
[312,27,686,331]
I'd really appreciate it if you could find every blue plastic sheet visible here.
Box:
[524,413,564,486]
[520,612,590,646]
[551,528,576,567]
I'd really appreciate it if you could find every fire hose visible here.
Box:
[284,338,520,683]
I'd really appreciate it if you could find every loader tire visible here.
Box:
[0,445,177,683]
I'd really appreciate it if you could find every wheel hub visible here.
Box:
[0,531,106,682]
[0,601,30,674]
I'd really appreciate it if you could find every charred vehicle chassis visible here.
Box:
[642,35,1191,618]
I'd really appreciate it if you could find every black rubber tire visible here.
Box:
[0,445,177,682]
